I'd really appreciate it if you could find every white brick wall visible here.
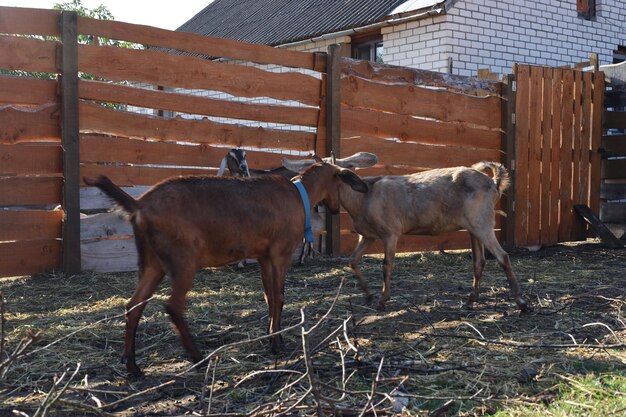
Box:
[380,0,626,76]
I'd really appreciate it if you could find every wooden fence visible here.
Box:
[0,6,607,277]
[510,64,605,247]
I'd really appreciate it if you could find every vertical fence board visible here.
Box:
[503,74,516,248]
[580,72,593,217]
[526,66,543,246]
[571,71,586,240]
[60,11,81,274]
[549,69,563,244]
[540,68,553,245]
[589,72,605,216]
[558,70,574,242]
[514,65,530,246]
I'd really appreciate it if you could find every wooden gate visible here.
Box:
[512,64,605,247]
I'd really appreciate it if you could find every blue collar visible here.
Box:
[292,180,314,243]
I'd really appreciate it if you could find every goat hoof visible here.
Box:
[517,298,532,313]
[376,302,386,312]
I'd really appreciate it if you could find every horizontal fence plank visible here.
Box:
[600,202,626,223]
[601,135,626,157]
[0,75,58,105]
[340,230,477,256]
[342,106,501,149]
[79,101,315,152]
[77,15,324,71]
[602,159,626,180]
[604,111,626,129]
[0,209,63,241]
[0,239,61,277]
[0,35,58,74]
[341,58,503,96]
[0,103,61,144]
[81,163,215,187]
[80,185,150,210]
[342,76,503,129]
[81,236,137,273]
[81,212,133,240]
[601,182,626,200]
[0,143,62,175]
[0,6,61,36]
[0,177,62,206]
[604,89,626,107]
[78,44,322,106]
[342,135,502,170]
[79,80,320,128]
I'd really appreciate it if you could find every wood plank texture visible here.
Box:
[80,185,150,210]
[342,106,501,149]
[79,79,320,127]
[0,209,63,241]
[589,72,605,216]
[77,15,322,71]
[0,35,59,74]
[601,135,626,157]
[341,58,503,96]
[81,212,133,240]
[558,70,574,242]
[0,75,58,105]
[539,68,553,245]
[526,66,542,246]
[342,136,501,170]
[604,111,626,129]
[0,103,61,143]
[602,159,626,179]
[0,6,61,36]
[0,239,61,277]
[341,76,503,129]
[79,101,316,152]
[78,44,322,106]
[81,237,137,273]
[81,163,215,187]
[0,143,62,175]
[0,177,62,206]
[514,64,530,246]
[549,69,563,244]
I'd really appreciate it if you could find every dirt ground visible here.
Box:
[1,239,625,416]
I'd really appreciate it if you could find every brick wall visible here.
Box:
[380,0,626,76]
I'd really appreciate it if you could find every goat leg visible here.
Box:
[466,233,486,308]
[378,235,398,311]
[349,236,376,303]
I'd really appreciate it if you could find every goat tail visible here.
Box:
[83,175,139,214]
[472,161,511,197]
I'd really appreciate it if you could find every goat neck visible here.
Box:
[296,163,334,207]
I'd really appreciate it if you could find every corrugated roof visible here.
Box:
[177,0,444,46]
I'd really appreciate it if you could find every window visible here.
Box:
[351,31,384,63]
[577,0,596,20]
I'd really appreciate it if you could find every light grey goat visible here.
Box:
[282,159,529,312]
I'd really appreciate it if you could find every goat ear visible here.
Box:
[338,169,368,193]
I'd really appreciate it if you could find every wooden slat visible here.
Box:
[600,202,626,224]
[79,101,316,152]
[540,68,553,245]
[575,205,623,248]
[0,6,61,36]
[0,239,61,277]
[0,103,61,144]
[80,185,150,210]
[77,15,322,72]
[601,182,626,200]
[604,89,626,107]
[571,70,585,240]
[341,58,503,96]
[514,64,530,246]
[81,237,137,273]
[81,163,216,187]
[601,135,626,157]
[604,111,626,129]
[0,143,62,175]
[0,177,62,206]
[503,74,516,248]
[558,70,575,242]
[342,135,501,170]
[0,35,58,74]
[78,79,320,128]
[549,69,563,245]
[340,231,476,256]
[579,73,593,210]
[326,44,342,257]
[589,72,605,216]
[526,66,542,246]
[0,209,63,241]
[341,76,503,129]
[602,159,626,179]
[78,44,322,106]
[81,212,133,240]
[342,106,501,149]
[0,75,57,106]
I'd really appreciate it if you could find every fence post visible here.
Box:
[325,44,341,257]
[503,71,517,248]
[60,11,81,274]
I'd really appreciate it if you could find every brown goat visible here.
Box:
[283,159,529,312]
[84,158,367,375]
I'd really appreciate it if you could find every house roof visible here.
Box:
[177,0,446,47]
